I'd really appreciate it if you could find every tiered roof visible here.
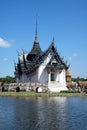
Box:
[15,39,69,76]
[14,24,69,76]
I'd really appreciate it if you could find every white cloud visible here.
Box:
[73,53,78,57]
[3,58,8,61]
[68,52,78,62]
[0,37,11,48]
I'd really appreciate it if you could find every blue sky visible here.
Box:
[0,0,87,78]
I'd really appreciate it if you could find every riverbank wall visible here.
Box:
[0,82,49,93]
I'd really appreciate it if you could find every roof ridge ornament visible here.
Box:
[17,50,20,56]
[22,48,25,54]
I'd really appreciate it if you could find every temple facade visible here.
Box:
[14,26,69,92]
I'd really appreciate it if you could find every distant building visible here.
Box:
[14,23,69,92]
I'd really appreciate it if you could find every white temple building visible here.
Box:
[14,24,69,92]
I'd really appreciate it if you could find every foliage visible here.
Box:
[84,89,87,93]
[60,90,80,93]
[72,77,87,82]
[84,86,87,93]
[0,76,16,83]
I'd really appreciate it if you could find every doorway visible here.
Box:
[51,73,55,81]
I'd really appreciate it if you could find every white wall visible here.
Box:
[21,73,28,82]
[16,69,39,83]
[28,69,39,82]
[38,54,52,85]
[59,69,66,86]
[56,70,59,82]
[39,68,48,85]
[16,77,20,83]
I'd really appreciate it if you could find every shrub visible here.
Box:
[84,89,87,93]
[60,90,80,93]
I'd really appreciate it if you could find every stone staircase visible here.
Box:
[48,82,68,92]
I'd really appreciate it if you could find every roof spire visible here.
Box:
[52,36,54,44]
[34,16,38,43]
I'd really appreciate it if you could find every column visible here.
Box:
[48,72,50,83]
[56,70,59,82]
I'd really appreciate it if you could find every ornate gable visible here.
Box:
[42,40,69,70]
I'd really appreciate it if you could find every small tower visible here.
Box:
[66,70,71,82]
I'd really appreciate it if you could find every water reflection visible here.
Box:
[36,97,68,130]
[0,97,87,130]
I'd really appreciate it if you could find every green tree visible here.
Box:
[0,76,16,83]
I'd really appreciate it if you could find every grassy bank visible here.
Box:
[0,91,86,97]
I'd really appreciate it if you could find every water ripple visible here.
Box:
[0,97,87,130]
